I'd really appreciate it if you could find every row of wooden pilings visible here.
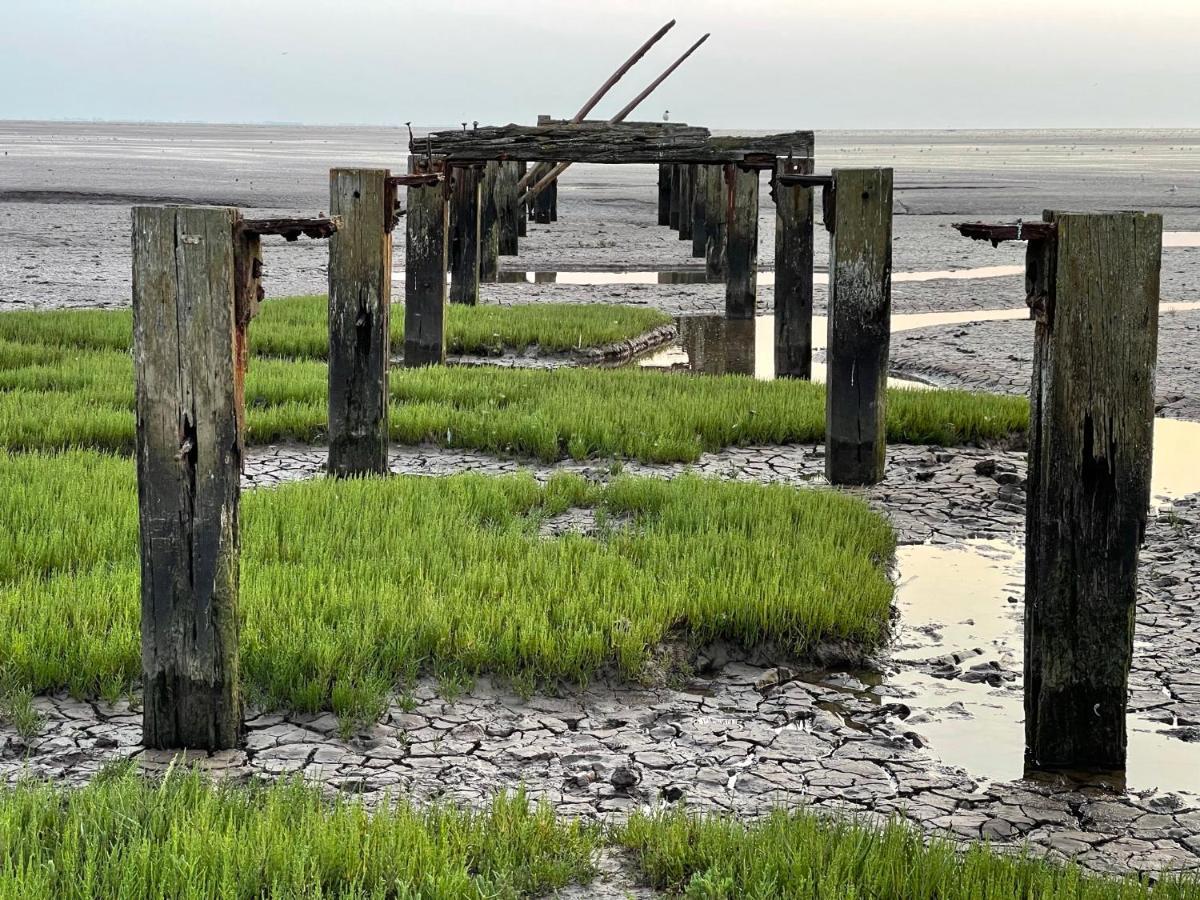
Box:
[131,165,1164,779]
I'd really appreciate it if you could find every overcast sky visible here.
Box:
[2,0,1196,129]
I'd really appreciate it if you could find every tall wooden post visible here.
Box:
[690,163,707,258]
[657,163,672,226]
[448,164,481,305]
[1025,211,1162,772]
[132,205,243,750]
[479,161,501,281]
[724,164,759,319]
[677,164,694,242]
[496,160,520,256]
[774,157,815,379]
[531,163,555,225]
[704,165,726,281]
[405,172,448,366]
[328,168,392,477]
[669,165,682,230]
[517,162,528,237]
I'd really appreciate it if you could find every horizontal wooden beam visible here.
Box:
[241,216,340,241]
[954,221,1057,246]
[776,173,832,188]
[418,123,814,167]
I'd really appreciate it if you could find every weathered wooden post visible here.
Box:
[690,163,707,258]
[1022,211,1162,772]
[448,164,481,305]
[774,158,815,379]
[405,168,449,366]
[825,168,893,485]
[327,168,392,477]
[724,164,760,319]
[658,163,672,226]
[479,161,501,281]
[132,205,244,750]
[496,160,520,256]
[531,163,555,225]
[517,161,528,237]
[677,163,694,242]
[669,164,682,231]
[704,165,726,280]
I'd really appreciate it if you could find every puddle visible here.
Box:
[875,541,1200,795]
[470,265,1025,287]
[1164,232,1200,248]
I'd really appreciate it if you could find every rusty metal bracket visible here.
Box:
[241,216,341,242]
[953,218,1059,324]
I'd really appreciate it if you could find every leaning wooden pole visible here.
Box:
[774,157,815,378]
[515,19,676,193]
[825,168,893,485]
[328,168,392,478]
[520,33,711,207]
[132,205,244,750]
[405,166,449,366]
[1024,210,1162,772]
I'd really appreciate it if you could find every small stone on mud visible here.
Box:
[611,766,640,789]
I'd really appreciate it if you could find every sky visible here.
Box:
[1,0,1197,129]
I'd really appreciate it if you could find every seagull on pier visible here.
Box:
[662,110,670,122]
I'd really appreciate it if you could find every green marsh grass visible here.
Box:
[0,452,895,718]
[0,769,597,899]
[618,808,1200,899]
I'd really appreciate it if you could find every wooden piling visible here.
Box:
[517,161,528,237]
[774,157,815,379]
[690,163,707,258]
[658,163,672,226]
[496,160,520,256]
[677,164,694,242]
[479,161,501,281]
[1024,210,1162,773]
[328,168,392,477]
[723,165,759,319]
[825,168,893,485]
[132,205,243,750]
[404,172,449,366]
[448,164,481,305]
[532,163,555,225]
[703,165,726,280]
[669,165,682,230]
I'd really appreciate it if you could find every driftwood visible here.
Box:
[422,123,814,168]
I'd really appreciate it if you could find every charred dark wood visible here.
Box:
[703,165,726,280]
[724,165,759,319]
[496,160,520,255]
[668,165,681,230]
[328,168,392,477]
[774,157,815,379]
[657,163,672,226]
[448,164,481,305]
[419,123,814,167]
[241,216,340,241]
[132,205,243,750]
[479,161,501,279]
[677,163,694,242]
[404,174,449,366]
[690,163,707,258]
[1024,210,1162,773]
[954,220,1057,246]
[825,168,893,486]
[517,161,528,237]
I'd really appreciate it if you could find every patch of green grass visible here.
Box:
[0,452,895,718]
[0,297,672,359]
[617,808,1200,899]
[0,769,598,899]
[0,338,1028,461]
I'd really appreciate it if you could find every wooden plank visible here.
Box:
[479,161,501,280]
[774,157,815,379]
[1024,210,1162,773]
[496,160,520,255]
[657,163,672,226]
[825,168,893,485]
[448,164,481,305]
[132,205,242,750]
[703,165,726,280]
[954,220,1057,245]
[420,123,814,166]
[677,163,694,242]
[242,216,340,240]
[724,165,759,319]
[328,168,392,477]
[690,163,707,258]
[404,173,449,366]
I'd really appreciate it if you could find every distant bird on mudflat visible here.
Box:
[663,110,670,122]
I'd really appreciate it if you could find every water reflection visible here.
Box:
[677,317,757,376]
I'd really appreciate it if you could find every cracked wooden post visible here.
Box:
[532,168,556,225]
[825,168,893,485]
[405,164,448,366]
[1025,210,1162,773]
[496,160,520,256]
[517,161,528,237]
[447,164,481,305]
[774,157,815,378]
[724,164,760,319]
[677,163,694,242]
[132,204,244,750]
[669,164,682,230]
[328,168,392,477]
[479,161,501,281]
[690,163,707,258]
[704,165,726,280]
[657,163,672,226]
